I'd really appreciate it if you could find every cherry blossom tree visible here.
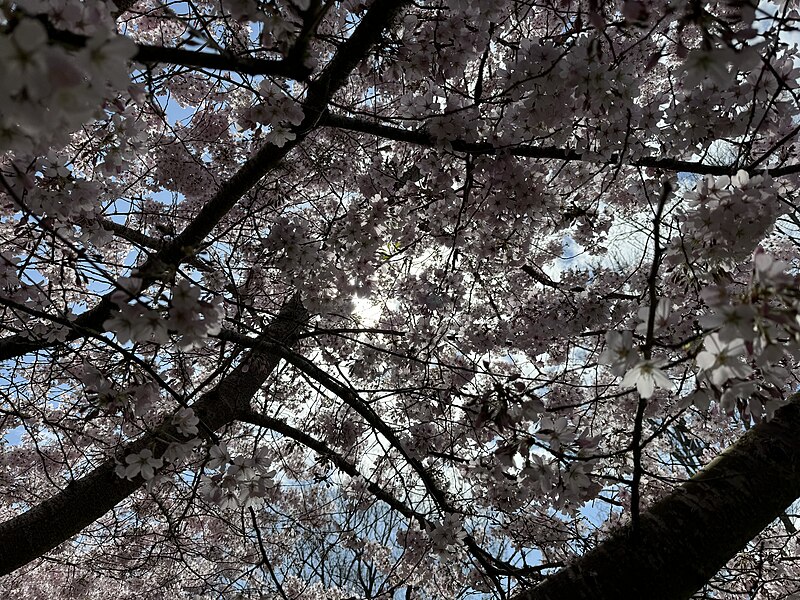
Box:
[2,0,800,598]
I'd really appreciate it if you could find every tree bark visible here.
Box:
[0,295,307,576]
[514,394,800,600]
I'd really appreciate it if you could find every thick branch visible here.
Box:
[94,217,210,272]
[110,0,138,16]
[514,394,800,600]
[133,45,310,79]
[0,295,307,576]
[40,19,309,78]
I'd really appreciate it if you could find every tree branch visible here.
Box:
[133,44,310,79]
[237,410,430,526]
[40,18,310,79]
[219,328,526,591]
[0,0,409,363]
[238,406,524,591]
[323,113,800,178]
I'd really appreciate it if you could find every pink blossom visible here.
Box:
[117,449,163,481]
[696,333,753,386]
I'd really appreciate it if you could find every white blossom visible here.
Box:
[599,330,638,375]
[621,360,674,398]
[117,449,163,481]
[696,333,753,386]
[172,407,200,436]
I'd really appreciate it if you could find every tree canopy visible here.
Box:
[2,0,800,598]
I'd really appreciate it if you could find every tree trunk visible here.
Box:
[514,395,800,600]
[0,295,307,576]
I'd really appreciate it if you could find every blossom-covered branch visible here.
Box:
[515,394,800,600]
[0,0,409,362]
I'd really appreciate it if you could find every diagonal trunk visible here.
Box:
[0,295,307,576]
[514,395,800,600]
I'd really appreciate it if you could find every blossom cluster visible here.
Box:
[103,279,223,350]
[602,250,800,421]
[115,424,203,482]
[498,36,639,156]
[685,251,799,418]
[600,301,676,400]
[77,362,159,417]
[0,8,136,158]
[200,444,277,509]
[116,448,162,481]
[467,412,604,515]
[668,171,785,268]
[237,80,304,147]
[425,513,467,558]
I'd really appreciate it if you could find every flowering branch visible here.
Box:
[0,0,409,363]
[631,181,672,533]
[43,22,312,79]
[323,113,800,177]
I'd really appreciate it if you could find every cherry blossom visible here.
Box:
[167,280,223,349]
[0,18,50,98]
[599,330,639,375]
[635,298,672,334]
[77,33,136,89]
[696,333,754,386]
[621,360,674,399]
[172,407,199,436]
[753,250,791,288]
[535,416,576,452]
[699,304,757,343]
[1,1,800,598]
[426,513,467,557]
[207,443,231,470]
[116,449,163,481]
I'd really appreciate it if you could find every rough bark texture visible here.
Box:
[0,295,307,576]
[514,394,800,600]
